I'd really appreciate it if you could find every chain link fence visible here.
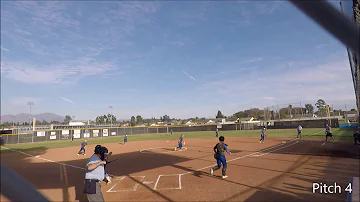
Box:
[0,118,338,145]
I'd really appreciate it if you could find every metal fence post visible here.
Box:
[31,131,34,143]
[17,134,20,144]
[157,127,159,133]
[131,127,132,135]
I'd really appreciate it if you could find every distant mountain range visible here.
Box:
[1,113,65,123]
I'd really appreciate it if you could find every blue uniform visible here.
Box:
[177,136,183,149]
[216,129,219,138]
[78,141,87,154]
[260,128,266,142]
[124,135,127,143]
[211,142,230,177]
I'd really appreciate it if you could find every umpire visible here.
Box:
[83,145,107,202]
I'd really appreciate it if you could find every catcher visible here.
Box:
[210,136,231,179]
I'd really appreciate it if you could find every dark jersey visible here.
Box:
[354,132,360,139]
[214,142,230,155]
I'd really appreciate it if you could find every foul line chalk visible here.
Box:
[140,147,188,154]
[107,176,145,192]
[1,146,86,170]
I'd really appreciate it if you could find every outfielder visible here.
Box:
[78,140,87,156]
[175,134,184,151]
[297,124,302,139]
[260,127,266,143]
[210,136,231,179]
[215,128,219,138]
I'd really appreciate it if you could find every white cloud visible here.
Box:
[244,57,263,63]
[60,97,74,104]
[0,1,157,85]
[255,2,282,15]
[183,71,197,81]
[1,46,10,52]
[198,58,355,111]
[1,60,116,84]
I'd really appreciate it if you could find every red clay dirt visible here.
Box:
[1,136,359,202]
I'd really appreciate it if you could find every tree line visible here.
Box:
[217,99,356,120]
[1,99,357,128]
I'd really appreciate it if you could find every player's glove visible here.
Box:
[213,154,217,159]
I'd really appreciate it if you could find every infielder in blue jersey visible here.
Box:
[123,135,128,144]
[260,127,266,143]
[215,128,219,138]
[175,134,184,151]
[77,140,87,156]
[325,124,335,142]
[210,136,231,179]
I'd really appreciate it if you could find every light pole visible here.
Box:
[27,102,34,143]
[27,102,34,130]
[109,106,113,127]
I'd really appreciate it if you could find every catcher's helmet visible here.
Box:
[94,145,108,155]
[219,136,225,142]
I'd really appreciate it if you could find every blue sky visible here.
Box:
[0,1,357,120]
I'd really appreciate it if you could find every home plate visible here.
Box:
[143,181,153,185]
[35,155,40,158]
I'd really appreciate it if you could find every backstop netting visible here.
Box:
[340,0,360,124]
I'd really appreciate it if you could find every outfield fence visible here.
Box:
[0,118,338,145]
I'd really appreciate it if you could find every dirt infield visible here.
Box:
[1,135,359,202]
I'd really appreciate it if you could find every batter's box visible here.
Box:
[107,176,145,192]
[154,174,182,190]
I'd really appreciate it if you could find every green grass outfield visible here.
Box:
[0,128,355,154]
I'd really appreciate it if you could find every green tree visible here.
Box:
[64,115,72,123]
[305,104,314,114]
[136,115,143,124]
[216,110,224,118]
[95,116,104,124]
[315,99,326,116]
[161,115,170,122]
[106,114,117,124]
[233,111,247,118]
[130,116,136,126]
